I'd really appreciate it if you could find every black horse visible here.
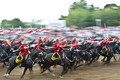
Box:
[4,49,41,79]
[0,45,11,67]
[99,45,114,64]
[39,49,73,78]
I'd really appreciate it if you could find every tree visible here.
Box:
[1,18,25,28]
[66,8,95,28]
[70,0,87,10]
[11,18,24,28]
[59,15,67,20]
[104,4,119,9]
[60,1,120,27]
[1,19,11,28]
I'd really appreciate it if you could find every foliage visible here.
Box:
[1,18,42,29]
[59,0,120,28]
[1,18,25,28]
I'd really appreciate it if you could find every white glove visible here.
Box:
[13,50,18,52]
[24,47,28,49]
[13,50,15,52]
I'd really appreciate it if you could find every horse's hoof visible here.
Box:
[4,74,9,77]
[50,73,55,76]
[59,76,63,78]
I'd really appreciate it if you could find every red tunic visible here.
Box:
[33,44,43,51]
[37,37,43,43]
[53,42,62,54]
[10,41,15,45]
[18,40,20,43]
[18,45,29,55]
[60,43,67,48]
[4,42,9,47]
[71,40,76,44]
[113,38,119,42]
[42,40,47,43]
[108,38,112,41]
[100,40,107,47]
[18,39,24,44]
[72,44,80,49]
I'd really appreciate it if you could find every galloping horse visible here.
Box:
[4,49,41,79]
[39,49,74,78]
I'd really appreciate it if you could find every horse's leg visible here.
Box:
[102,56,106,62]
[4,63,18,77]
[104,56,112,64]
[38,63,43,70]
[40,67,46,74]
[88,57,95,65]
[40,62,47,74]
[53,64,56,68]
[113,55,117,62]
[48,67,55,76]
[29,68,34,80]
[59,66,68,78]
[94,55,100,62]
[69,65,72,73]
[20,67,27,80]
[3,62,7,68]
[74,61,78,69]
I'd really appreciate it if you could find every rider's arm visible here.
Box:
[19,45,24,51]
[53,43,57,50]
[33,44,38,49]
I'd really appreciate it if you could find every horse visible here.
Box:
[4,49,41,80]
[0,45,11,67]
[86,43,100,65]
[64,47,78,72]
[39,49,72,78]
[99,45,114,64]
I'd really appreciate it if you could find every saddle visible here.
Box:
[51,52,65,61]
[101,47,110,55]
[15,55,28,63]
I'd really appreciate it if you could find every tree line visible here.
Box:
[59,0,120,28]
[1,18,44,29]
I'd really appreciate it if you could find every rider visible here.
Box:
[100,38,108,47]
[60,40,67,48]
[71,38,80,49]
[3,40,10,47]
[33,42,45,62]
[60,38,65,43]
[42,38,47,43]
[3,40,10,51]
[15,40,30,67]
[37,37,43,43]
[18,38,24,45]
[107,36,112,42]
[84,37,94,43]
[71,38,76,45]
[99,37,110,55]
[113,36,119,42]
[53,39,64,65]
[10,39,16,46]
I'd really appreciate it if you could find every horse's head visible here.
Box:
[73,49,81,61]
